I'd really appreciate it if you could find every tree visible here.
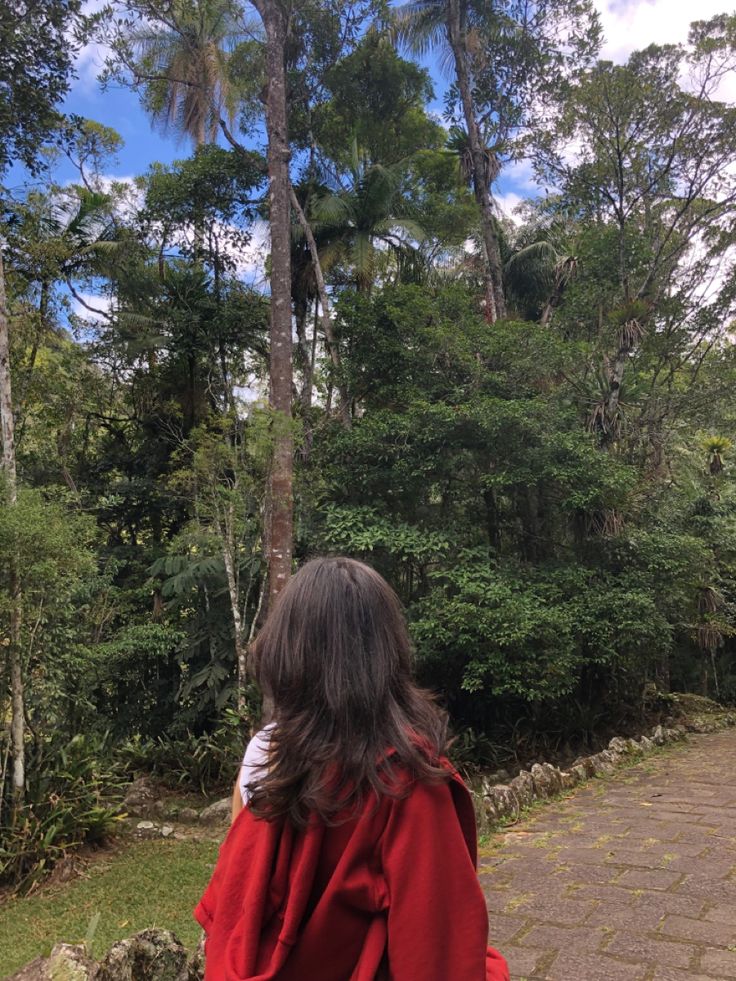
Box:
[0,0,88,815]
[249,0,294,606]
[0,0,86,175]
[395,0,504,321]
[103,0,249,148]
[309,146,425,294]
[541,20,736,445]
[395,0,600,323]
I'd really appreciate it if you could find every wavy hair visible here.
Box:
[248,556,449,826]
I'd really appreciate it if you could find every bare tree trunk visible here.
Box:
[289,186,351,428]
[221,502,247,714]
[253,0,293,606]
[446,0,505,323]
[0,247,24,812]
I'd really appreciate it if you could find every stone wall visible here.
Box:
[469,711,736,835]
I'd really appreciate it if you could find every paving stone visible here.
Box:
[616,867,683,891]
[546,948,649,980]
[659,914,736,947]
[503,945,550,977]
[700,948,736,978]
[603,933,696,969]
[703,904,736,924]
[487,912,530,945]
[652,969,723,981]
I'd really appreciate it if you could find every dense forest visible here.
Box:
[2,0,736,888]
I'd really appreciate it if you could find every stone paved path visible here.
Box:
[480,729,736,981]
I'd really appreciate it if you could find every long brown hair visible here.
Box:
[248,556,449,826]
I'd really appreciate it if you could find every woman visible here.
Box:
[195,556,509,980]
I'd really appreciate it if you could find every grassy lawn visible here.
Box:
[0,837,219,978]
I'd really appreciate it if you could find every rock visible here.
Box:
[199,797,231,826]
[189,939,205,980]
[135,821,157,840]
[487,768,511,785]
[639,735,655,751]
[608,737,630,755]
[627,738,641,754]
[123,777,162,818]
[559,770,578,790]
[96,929,199,981]
[530,762,562,798]
[482,796,500,826]
[590,752,616,776]
[485,784,520,822]
[572,756,597,779]
[178,807,199,823]
[652,725,666,746]
[161,825,174,838]
[509,770,535,809]
[8,944,95,980]
[571,763,588,784]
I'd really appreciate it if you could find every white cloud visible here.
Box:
[596,0,729,64]
[70,0,112,94]
[495,191,525,225]
[232,219,269,288]
[503,158,540,192]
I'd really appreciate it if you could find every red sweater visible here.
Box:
[194,765,509,981]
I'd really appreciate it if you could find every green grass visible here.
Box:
[0,837,219,977]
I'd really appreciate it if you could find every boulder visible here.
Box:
[199,797,231,826]
[589,751,616,776]
[135,820,158,839]
[178,807,199,824]
[530,762,561,798]
[8,944,95,980]
[96,929,200,981]
[652,725,666,746]
[559,770,578,790]
[639,735,655,751]
[608,737,630,755]
[481,794,501,827]
[485,784,520,822]
[571,763,588,784]
[509,770,535,809]
[571,756,597,779]
[123,777,162,819]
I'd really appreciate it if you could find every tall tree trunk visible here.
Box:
[253,0,293,605]
[0,247,24,812]
[446,0,506,323]
[289,186,351,428]
[221,501,247,714]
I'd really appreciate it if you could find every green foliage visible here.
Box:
[0,733,124,893]
[0,0,87,175]
[117,708,250,793]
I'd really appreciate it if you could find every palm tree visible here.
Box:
[504,217,579,326]
[308,146,425,295]
[395,0,506,322]
[130,0,248,147]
